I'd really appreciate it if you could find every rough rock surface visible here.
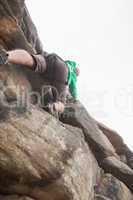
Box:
[97,121,133,169]
[95,174,133,200]
[61,102,133,192]
[0,196,33,200]
[0,0,132,199]
[0,106,99,200]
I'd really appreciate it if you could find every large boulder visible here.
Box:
[61,102,133,192]
[95,174,133,200]
[0,105,99,200]
[0,195,33,200]
[61,102,117,161]
[97,122,133,169]
[101,156,133,192]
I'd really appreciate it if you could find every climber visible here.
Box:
[0,48,80,114]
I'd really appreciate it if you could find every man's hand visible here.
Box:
[53,101,65,113]
[0,48,8,65]
[47,101,65,115]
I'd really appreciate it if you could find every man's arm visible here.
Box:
[0,47,47,73]
[7,49,47,73]
[8,49,34,67]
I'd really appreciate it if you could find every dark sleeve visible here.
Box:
[35,37,44,54]
[31,54,47,73]
[22,5,44,54]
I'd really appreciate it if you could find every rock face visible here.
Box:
[95,174,133,200]
[61,102,133,193]
[0,106,99,200]
[0,196,33,200]
[0,0,133,199]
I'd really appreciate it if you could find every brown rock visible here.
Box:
[97,121,133,169]
[101,156,133,192]
[61,102,117,161]
[0,105,99,200]
[61,102,133,192]
[97,122,126,154]
[95,174,133,200]
[0,195,33,200]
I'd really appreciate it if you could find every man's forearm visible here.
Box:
[8,49,34,67]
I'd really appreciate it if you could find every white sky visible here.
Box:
[26,0,133,150]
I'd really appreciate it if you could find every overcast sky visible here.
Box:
[26,0,133,150]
